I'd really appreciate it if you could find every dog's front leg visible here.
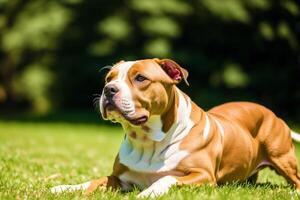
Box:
[50,175,121,194]
[137,171,216,198]
[51,155,126,194]
[85,175,121,193]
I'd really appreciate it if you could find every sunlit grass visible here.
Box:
[0,121,300,199]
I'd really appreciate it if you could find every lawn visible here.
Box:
[1,116,300,200]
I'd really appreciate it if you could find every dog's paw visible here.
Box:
[137,186,170,198]
[137,176,177,198]
[50,185,73,193]
[50,182,91,194]
[137,190,154,198]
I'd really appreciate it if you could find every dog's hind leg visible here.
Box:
[263,119,300,188]
[268,147,300,188]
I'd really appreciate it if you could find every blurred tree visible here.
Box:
[0,0,299,119]
[0,0,71,112]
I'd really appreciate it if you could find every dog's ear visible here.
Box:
[154,58,189,86]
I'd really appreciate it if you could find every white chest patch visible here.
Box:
[118,88,194,174]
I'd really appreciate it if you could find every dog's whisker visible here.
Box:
[93,98,100,103]
[93,96,100,101]
[99,65,112,74]
[93,100,100,107]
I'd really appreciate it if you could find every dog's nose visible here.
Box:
[104,84,119,98]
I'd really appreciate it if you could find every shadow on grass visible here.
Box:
[219,181,291,189]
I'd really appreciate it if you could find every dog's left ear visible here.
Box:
[154,58,189,86]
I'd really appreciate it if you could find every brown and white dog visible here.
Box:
[51,58,300,197]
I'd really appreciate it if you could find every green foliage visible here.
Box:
[2,1,71,51]
[283,1,299,16]
[202,0,250,23]
[13,64,53,112]
[0,1,71,113]
[0,0,299,119]
[144,38,171,56]
[140,17,180,38]
[130,0,192,15]
[259,22,274,40]
[97,15,132,40]
[223,63,249,88]
[277,21,298,49]
[88,39,116,56]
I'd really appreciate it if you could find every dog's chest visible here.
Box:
[118,88,194,187]
[119,89,194,173]
[118,122,191,174]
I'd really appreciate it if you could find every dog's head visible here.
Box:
[99,58,188,127]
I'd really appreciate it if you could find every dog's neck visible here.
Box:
[119,86,198,172]
[121,86,191,141]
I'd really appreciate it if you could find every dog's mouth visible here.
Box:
[128,116,148,126]
[102,100,148,125]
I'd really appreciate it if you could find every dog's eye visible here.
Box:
[135,75,147,82]
[106,76,112,83]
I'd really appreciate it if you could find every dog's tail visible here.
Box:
[291,130,300,143]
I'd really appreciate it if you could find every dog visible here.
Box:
[51,58,300,197]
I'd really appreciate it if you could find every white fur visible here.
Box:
[145,115,166,142]
[50,181,91,193]
[119,88,193,175]
[291,131,300,143]
[117,61,134,79]
[214,118,225,139]
[203,115,211,140]
[137,176,178,198]
[113,61,136,117]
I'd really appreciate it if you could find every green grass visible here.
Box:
[1,120,300,199]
